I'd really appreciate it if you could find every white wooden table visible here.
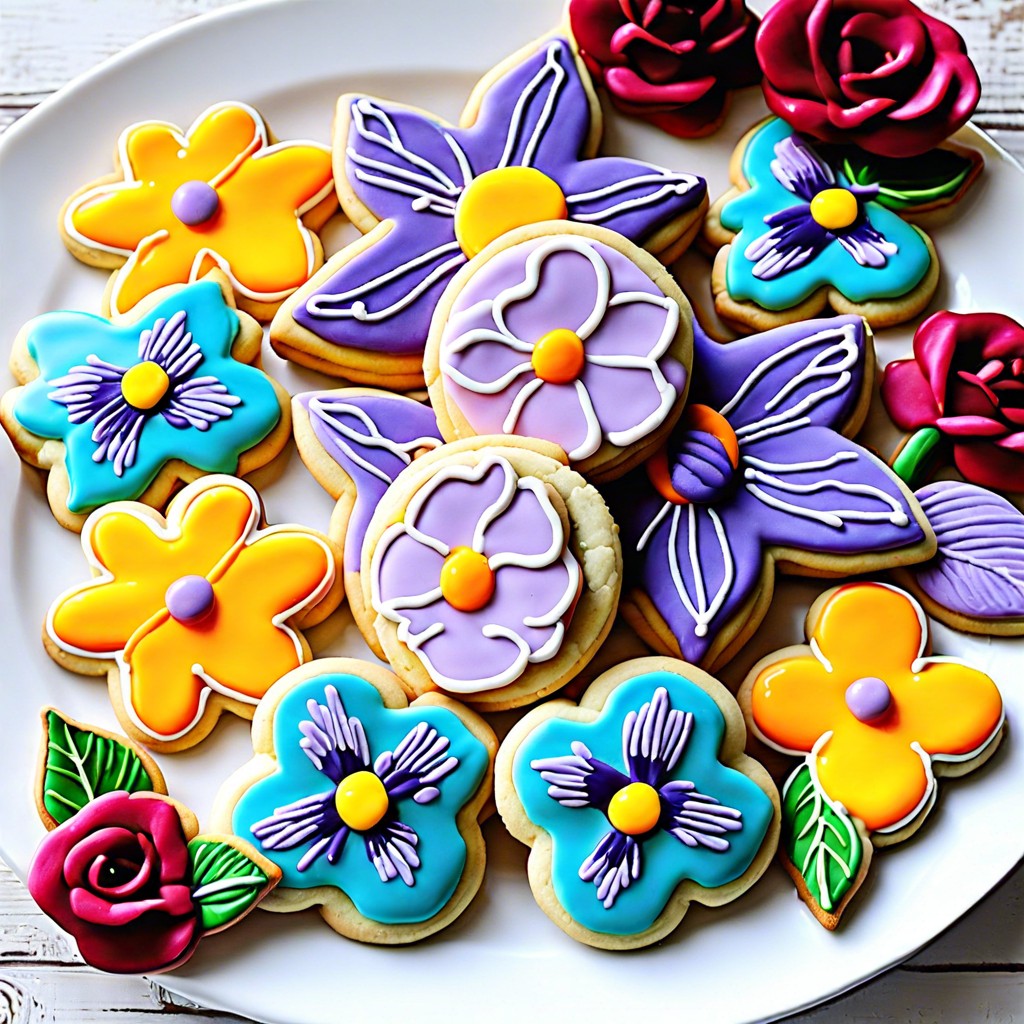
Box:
[1,2,1021,1022]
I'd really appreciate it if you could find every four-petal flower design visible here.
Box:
[63,102,336,317]
[45,476,336,749]
[743,583,1004,834]
[280,37,706,375]
[616,315,930,668]
[3,281,285,517]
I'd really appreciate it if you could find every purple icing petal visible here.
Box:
[480,481,562,563]
[579,829,642,909]
[583,361,675,440]
[581,293,676,361]
[660,781,742,852]
[511,380,596,459]
[376,721,459,804]
[298,686,372,782]
[744,203,830,280]
[770,135,835,201]
[621,687,694,788]
[443,334,533,393]
[362,819,421,886]
[670,430,737,504]
[374,532,446,606]
[530,739,630,810]
[250,789,347,872]
[835,217,898,268]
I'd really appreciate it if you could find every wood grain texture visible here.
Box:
[0,1,1021,1022]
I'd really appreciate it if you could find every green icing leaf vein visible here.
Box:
[188,838,269,932]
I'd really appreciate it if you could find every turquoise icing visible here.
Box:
[720,118,932,310]
[513,672,774,937]
[232,672,490,925]
[12,281,281,513]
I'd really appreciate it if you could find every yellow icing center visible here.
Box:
[531,328,586,384]
[607,782,662,836]
[439,547,495,612]
[810,188,859,231]
[454,166,567,258]
[334,771,389,832]
[120,361,170,410]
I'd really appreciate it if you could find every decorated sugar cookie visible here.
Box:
[292,388,443,659]
[44,476,339,752]
[60,102,337,319]
[213,659,495,944]
[426,222,692,481]
[364,437,621,710]
[0,278,290,532]
[614,316,934,670]
[271,35,708,387]
[739,583,1004,929]
[703,118,940,332]
[496,657,779,949]
[29,709,279,973]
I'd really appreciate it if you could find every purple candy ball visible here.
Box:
[165,575,215,625]
[844,676,892,723]
[170,180,220,226]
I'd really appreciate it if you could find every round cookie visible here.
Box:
[0,276,291,532]
[271,34,708,387]
[425,222,693,482]
[496,656,780,949]
[60,101,337,320]
[212,658,496,945]
[43,475,340,752]
[363,437,622,710]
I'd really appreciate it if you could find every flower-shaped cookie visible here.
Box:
[370,454,582,695]
[616,316,931,669]
[0,280,287,529]
[428,224,691,479]
[497,659,778,948]
[45,476,337,750]
[744,583,1004,836]
[705,118,936,331]
[218,660,495,943]
[273,36,707,384]
[61,102,336,318]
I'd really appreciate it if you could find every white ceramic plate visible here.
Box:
[1,2,1022,1022]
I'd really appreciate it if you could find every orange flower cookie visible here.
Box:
[61,102,337,320]
[739,582,1004,929]
[44,475,340,752]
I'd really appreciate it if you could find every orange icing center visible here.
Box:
[439,547,495,612]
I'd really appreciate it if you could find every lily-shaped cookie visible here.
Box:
[276,36,706,382]
[62,102,335,317]
[45,476,336,750]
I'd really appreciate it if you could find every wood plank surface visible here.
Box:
[0,1,1021,1022]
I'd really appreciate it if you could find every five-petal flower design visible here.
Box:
[744,583,1004,834]
[63,102,335,317]
[283,37,706,368]
[714,118,933,315]
[4,281,284,516]
[45,476,336,748]
[616,315,929,668]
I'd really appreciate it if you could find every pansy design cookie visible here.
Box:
[365,438,621,710]
[61,102,336,319]
[292,388,443,658]
[44,476,338,752]
[426,223,692,481]
[704,118,938,332]
[740,583,1004,929]
[497,657,778,949]
[29,709,279,973]
[272,35,708,387]
[214,659,495,944]
[1,279,289,532]
[614,316,933,670]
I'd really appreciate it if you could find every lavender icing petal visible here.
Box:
[579,830,642,909]
[621,687,694,787]
[510,380,596,460]
[835,218,899,268]
[744,204,830,280]
[769,135,835,200]
[480,483,562,563]
[530,741,630,810]
[582,360,676,441]
[374,532,446,607]
[363,819,421,886]
[661,781,743,852]
[581,292,676,361]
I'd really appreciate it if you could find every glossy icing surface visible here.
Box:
[65,102,334,314]
[233,671,489,924]
[514,672,773,935]
[439,233,687,461]
[293,37,706,356]
[11,282,281,514]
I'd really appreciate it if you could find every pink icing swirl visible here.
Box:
[756,0,981,158]
[568,0,759,137]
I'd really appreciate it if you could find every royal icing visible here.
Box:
[64,102,335,315]
[438,232,687,462]
[747,583,1004,834]
[289,37,705,357]
[46,476,335,744]
[513,672,774,936]
[8,281,282,514]
[231,670,490,925]
[370,455,581,693]
[616,316,925,666]
[718,119,932,310]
